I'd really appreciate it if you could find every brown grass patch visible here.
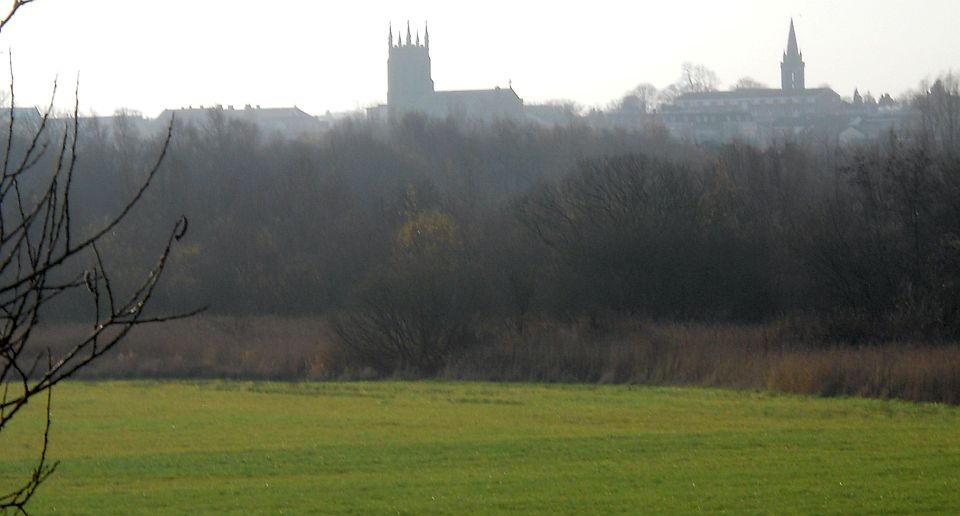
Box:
[27,315,960,404]
[30,316,339,380]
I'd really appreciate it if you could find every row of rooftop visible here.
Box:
[0,20,920,146]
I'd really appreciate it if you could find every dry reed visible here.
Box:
[28,315,960,404]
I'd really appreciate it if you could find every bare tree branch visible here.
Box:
[0,5,193,508]
[0,0,34,34]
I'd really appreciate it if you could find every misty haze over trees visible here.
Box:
[2,13,959,402]
[6,71,954,379]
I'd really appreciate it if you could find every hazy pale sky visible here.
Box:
[1,0,958,117]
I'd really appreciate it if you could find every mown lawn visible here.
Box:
[1,381,958,514]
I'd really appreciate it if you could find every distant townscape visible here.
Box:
[656,20,910,146]
[371,19,911,147]
[0,20,919,146]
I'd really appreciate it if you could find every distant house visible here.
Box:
[157,105,326,138]
[662,87,844,143]
[0,107,43,135]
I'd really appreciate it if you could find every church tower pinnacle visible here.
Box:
[781,18,806,91]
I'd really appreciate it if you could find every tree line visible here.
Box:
[15,74,959,375]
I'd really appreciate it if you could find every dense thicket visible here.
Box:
[23,78,959,374]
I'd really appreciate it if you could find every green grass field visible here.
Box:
[2,381,959,514]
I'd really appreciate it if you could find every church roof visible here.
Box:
[430,87,523,119]
[435,87,521,101]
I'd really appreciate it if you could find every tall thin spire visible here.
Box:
[389,22,393,48]
[406,21,412,46]
[785,18,800,58]
[416,30,420,46]
[424,21,430,49]
[781,18,806,91]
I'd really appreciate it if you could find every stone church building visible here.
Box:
[370,22,524,122]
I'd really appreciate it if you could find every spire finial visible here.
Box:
[416,30,420,46]
[406,21,412,46]
[425,21,430,49]
[389,22,393,48]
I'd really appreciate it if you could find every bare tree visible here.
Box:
[332,207,480,376]
[0,2,197,511]
[655,64,721,107]
[614,83,658,114]
[0,1,33,33]
[733,77,768,90]
[915,74,960,156]
[679,62,720,93]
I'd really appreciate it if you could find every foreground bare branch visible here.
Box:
[0,80,194,515]
[0,1,33,34]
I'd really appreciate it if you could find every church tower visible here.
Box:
[781,19,805,91]
[388,21,435,118]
